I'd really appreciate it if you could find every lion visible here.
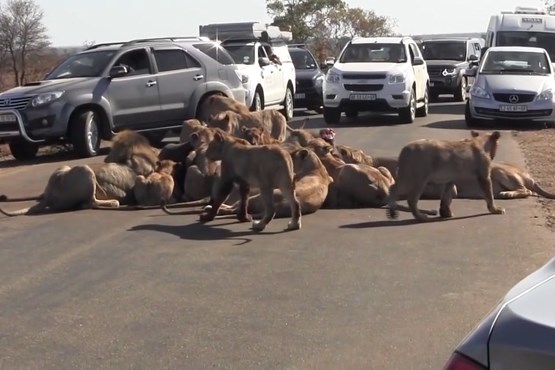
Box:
[386,130,505,222]
[197,129,301,232]
[198,94,250,123]
[207,109,288,142]
[134,160,176,206]
[179,118,207,143]
[239,126,281,145]
[214,147,333,218]
[335,144,374,166]
[104,130,160,176]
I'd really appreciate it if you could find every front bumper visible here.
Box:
[429,75,460,92]
[294,86,323,109]
[469,96,555,121]
[324,80,411,111]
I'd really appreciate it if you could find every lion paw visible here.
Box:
[439,208,453,218]
[251,221,266,232]
[108,200,120,208]
[286,220,301,231]
[203,205,213,211]
[490,207,505,215]
[237,212,253,223]
[199,212,215,223]
[386,208,399,220]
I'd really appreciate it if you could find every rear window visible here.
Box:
[193,43,235,65]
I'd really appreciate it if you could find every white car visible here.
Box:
[322,36,430,125]
[465,46,555,127]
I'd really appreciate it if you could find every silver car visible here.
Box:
[465,46,555,128]
[443,256,555,369]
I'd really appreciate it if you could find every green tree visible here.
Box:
[546,0,554,12]
[0,0,50,86]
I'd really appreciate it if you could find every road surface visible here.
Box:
[0,100,552,369]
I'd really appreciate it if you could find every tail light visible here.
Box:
[444,352,487,370]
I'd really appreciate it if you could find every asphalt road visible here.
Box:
[0,99,553,369]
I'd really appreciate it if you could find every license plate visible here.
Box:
[499,105,528,112]
[429,82,435,87]
[0,114,16,122]
[350,94,376,101]
[294,93,305,99]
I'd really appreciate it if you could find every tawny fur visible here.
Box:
[199,129,302,232]
[386,130,505,222]
[179,118,207,143]
[104,130,160,176]
[198,94,250,124]
[207,109,288,142]
[240,126,281,145]
[134,160,176,206]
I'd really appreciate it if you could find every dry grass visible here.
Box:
[512,129,555,229]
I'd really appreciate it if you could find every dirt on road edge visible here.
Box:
[513,129,555,230]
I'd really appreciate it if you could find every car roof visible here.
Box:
[80,37,214,53]
[351,36,410,44]
[488,46,547,53]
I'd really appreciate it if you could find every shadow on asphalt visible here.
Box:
[0,146,110,169]
[339,212,494,229]
[129,221,289,245]
[425,119,554,131]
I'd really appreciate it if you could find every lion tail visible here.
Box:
[0,193,44,202]
[532,182,555,199]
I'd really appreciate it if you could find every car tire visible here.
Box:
[251,90,263,112]
[416,87,429,117]
[429,91,439,102]
[345,109,358,118]
[465,101,482,128]
[399,88,416,124]
[454,77,467,102]
[323,106,341,125]
[8,138,39,161]
[314,106,324,114]
[71,109,102,158]
[280,87,294,121]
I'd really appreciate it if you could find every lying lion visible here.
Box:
[199,129,302,232]
[387,130,505,222]
[134,160,176,206]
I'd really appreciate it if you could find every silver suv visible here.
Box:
[0,37,246,159]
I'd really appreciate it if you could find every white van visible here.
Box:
[485,6,555,66]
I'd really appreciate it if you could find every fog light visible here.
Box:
[42,119,48,126]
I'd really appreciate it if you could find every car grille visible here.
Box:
[427,67,443,77]
[0,96,32,111]
[492,93,536,104]
[342,73,386,80]
[344,84,383,92]
[296,80,314,89]
[475,107,552,118]
[0,123,19,133]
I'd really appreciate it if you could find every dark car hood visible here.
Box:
[0,78,97,97]
[426,59,467,68]
[295,68,323,81]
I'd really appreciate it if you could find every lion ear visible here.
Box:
[299,149,309,159]
[470,130,480,138]
[214,131,225,142]
[339,148,348,156]
[490,131,501,141]
[326,145,334,154]
[190,132,199,144]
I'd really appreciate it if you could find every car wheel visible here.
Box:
[454,77,467,102]
[345,109,358,118]
[71,109,102,158]
[251,90,263,112]
[465,101,482,128]
[280,87,294,121]
[314,106,324,114]
[399,88,416,124]
[323,106,341,125]
[416,87,429,117]
[8,138,39,161]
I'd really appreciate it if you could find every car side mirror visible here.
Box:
[109,65,129,78]
[468,54,479,62]
[464,68,477,77]
[258,57,271,67]
[412,56,425,66]
[325,57,336,66]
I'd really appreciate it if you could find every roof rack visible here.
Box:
[288,43,306,48]
[85,37,209,50]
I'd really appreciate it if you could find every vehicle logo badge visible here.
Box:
[509,95,519,103]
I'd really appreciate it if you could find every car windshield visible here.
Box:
[45,50,116,79]
[290,49,317,69]
[497,31,555,62]
[480,50,551,75]
[421,41,466,61]
[339,43,407,63]
[221,44,255,65]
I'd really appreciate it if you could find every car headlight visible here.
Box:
[442,68,456,76]
[537,89,553,101]
[388,73,405,84]
[325,71,340,83]
[470,86,491,99]
[31,91,65,108]
[314,74,324,86]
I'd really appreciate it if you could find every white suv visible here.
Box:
[323,36,430,124]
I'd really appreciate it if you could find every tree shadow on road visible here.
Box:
[0,146,110,169]
[339,212,494,229]
[425,118,554,132]
[129,220,286,246]
[294,113,408,130]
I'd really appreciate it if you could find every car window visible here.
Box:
[339,43,407,63]
[192,42,235,65]
[153,49,201,72]
[272,45,293,63]
[258,46,268,59]
[222,44,255,65]
[421,41,467,61]
[290,49,317,69]
[46,50,116,79]
[480,50,551,75]
[113,49,152,76]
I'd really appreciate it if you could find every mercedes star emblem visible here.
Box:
[509,95,519,104]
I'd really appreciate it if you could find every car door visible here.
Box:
[257,45,279,104]
[408,42,426,100]
[152,46,205,126]
[105,48,161,130]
